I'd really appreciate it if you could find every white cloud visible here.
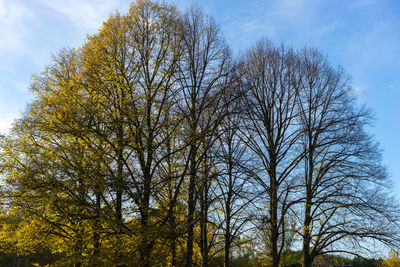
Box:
[0,115,15,135]
[349,0,379,9]
[353,85,364,94]
[313,21,340,37]
[39,0,127,32]
[270,0,315,24]
[226,18,276,38]
[222,0,323,47]
[258,0,314,24]
[0,0,33,50]
[0,99,18,134]
[12,81,30,94]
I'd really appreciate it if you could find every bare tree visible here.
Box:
[294,47,400,267]
[214,86,256,267]
[175,6,231,267]
[238,39,304,267]
[197,137,219,267]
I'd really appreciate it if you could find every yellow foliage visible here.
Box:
[381,251,400,267]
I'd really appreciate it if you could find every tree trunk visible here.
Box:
[93,190,101,259]
[224,155,233,267]
[115,134,123,266]
[186,150,196,267]
[224,230,231,267]
[270,168,279,267]
[303,139,314,267]
[200,189,208,267]
[171,238,177,267]
[140,163,153,267]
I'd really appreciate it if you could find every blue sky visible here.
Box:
[1,0,399,196]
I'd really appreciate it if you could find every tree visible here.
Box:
[381,251,400,267]
[294,47,400,267]
[0,2,398,265]
[214,83,256,267]
[1,1,186,266]
[238,39,304,267]
[175,5,232,266]
[0,48,113,267]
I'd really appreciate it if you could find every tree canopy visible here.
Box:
[0,1,398,267]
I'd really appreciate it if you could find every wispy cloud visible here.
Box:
[39,0,126,32]
[349,0,379,9]
[0,0,33,50]
[0,115,16,134]
[221,0,337,50]
[313,21,340,37]
[270,0,315,24]
[0,94,19,134]
[224,17,276,42]
[354,85,364,94]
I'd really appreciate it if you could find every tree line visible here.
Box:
[0,1,398,266]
